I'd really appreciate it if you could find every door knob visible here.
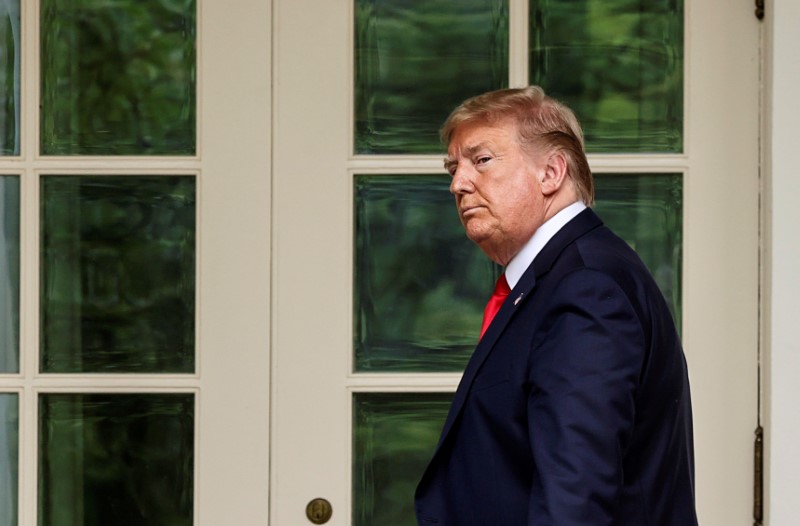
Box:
[306,498,333,524]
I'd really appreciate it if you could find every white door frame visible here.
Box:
[195,1,272,523]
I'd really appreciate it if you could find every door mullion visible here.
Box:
[509,0,529,87]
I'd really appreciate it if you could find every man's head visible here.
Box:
[442,86,593,264]
[442,86,593,206]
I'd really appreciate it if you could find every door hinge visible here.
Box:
[755,0,765,20]
[753,426,764,526]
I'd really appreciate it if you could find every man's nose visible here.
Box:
[450,164,475,195]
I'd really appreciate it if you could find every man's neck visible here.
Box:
[504,201,587,288]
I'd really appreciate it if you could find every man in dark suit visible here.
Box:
[415,86,697,525]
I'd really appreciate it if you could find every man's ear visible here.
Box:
[539,150,569,196]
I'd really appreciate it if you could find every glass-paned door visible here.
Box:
[1,0,272,524]
[273,0,759,525]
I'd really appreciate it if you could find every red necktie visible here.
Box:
[479,274,510,339]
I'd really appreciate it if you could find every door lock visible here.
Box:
[305,498,333,524]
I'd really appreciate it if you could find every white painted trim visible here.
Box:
[764,1,800,524]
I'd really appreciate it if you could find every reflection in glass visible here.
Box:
[0,393,18,526]
[40,176,196,373]
[0,176,19,373]
[40,0,196,155]
[355,0,508,154]
[595,173,682,328]
[39,393,194,526]
[354,175,498,372]
[530,0,683,152]
[0,0,20,155]
[354,393,451,526]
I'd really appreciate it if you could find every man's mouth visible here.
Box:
[460,205,485,218]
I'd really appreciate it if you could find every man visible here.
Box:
[415,86,697,525]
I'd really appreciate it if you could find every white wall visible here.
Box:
[766,1,800,524]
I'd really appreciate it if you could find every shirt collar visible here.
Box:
[505,201,587,289]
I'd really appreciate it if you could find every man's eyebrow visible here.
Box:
[463,143,491,157]
[445,143,490,163]
[444,142,493,171]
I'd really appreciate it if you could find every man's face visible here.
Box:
[445,119,547,265]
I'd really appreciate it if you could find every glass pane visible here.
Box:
[0,0,20,155]
[40,176,196,373]
[0,393,18,526]
[355,0,508,154]
[0,176,19,373]
[595,173,682,328]
[40,0,196,155]
[354,175,498,372]
[353,393,451,526]
[530,0,683,153]
[39,393,193,526]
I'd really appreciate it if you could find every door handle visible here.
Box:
[306,498,333,524]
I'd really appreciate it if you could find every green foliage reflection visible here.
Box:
[353,393,451,526]
[354,175,499,372]
[594,173,682,329]
[38,394,193,526]
[0,393,18,526]
[0,0,20,155]
[355,0,508,154]
[40,176,196,373]
[530,0,684,152]
[0,176,19,373]
[40,0,196,155]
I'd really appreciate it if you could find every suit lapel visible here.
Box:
[432,270,538,447]
[431,208,604,452]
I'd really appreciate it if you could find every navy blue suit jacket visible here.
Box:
[415,209,697,526]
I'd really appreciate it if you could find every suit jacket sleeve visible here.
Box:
[527,268,645,525]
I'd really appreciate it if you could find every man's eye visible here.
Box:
[476,156,491,165]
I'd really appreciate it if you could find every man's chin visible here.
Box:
[466,229,495,252]
[465,228,488,245]
[463,217,490,238]
[465,230,512,264]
